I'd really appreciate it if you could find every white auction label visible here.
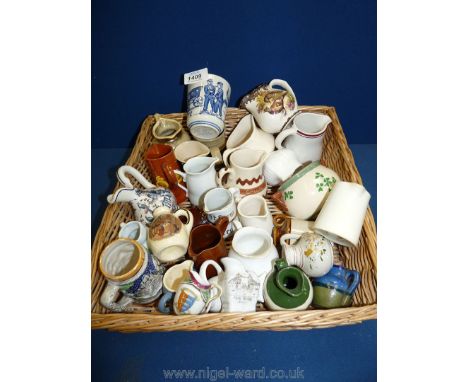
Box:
[184,68,208,85]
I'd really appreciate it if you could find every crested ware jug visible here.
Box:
[240,79,298,134]
[107,165,178,225]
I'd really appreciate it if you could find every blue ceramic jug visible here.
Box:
[312,265,360,308]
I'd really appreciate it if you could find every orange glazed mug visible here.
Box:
[145,144,186,204]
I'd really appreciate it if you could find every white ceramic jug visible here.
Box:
[174,156,218,207]
[237,195,273,234]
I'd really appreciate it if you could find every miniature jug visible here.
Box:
[312,265,360,309]
[203,187,242,238]
[107,165,178,225]
[147,206,194,264]
[174,156,218,207]
[263,259,313,311]
[240,79,298,134]
[200,258,261,313]
[151,113,190,149]
[280,232,334,278]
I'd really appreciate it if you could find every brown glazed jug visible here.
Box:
[188,216,229,278]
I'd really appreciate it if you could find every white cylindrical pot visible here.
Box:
[314,181,371,247]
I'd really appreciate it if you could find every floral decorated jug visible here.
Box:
[280,232,334,278]
[107,165,178,225]
[240,79,298,134]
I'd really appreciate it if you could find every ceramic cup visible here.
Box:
[271,161,340,220]
[157,260,194,314]
[151,113,190,149]
[118,220,148,250]
[99,238,164,312]
[203,187,242,238]
[186,73,231,140]
[262,148,302,187]
[224,114,275,157]
[237,195,273,235]
[174,140,210,164]
[145,143,186,204]
[314,181,371,247]
[275,112,332,163]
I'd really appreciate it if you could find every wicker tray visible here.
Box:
[91,106,377,332]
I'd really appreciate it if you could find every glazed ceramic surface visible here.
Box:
[174,140,210,163]
[263,259,313,311]
[240,79,298,134]
[118,220,148,250]
[188,216,229,278]
[262,148,301,187]
[158,260,194,314]
[201,258,260,313]
[99,238,164,312]
[152,113,190,149]
[219,148,267,197]
[224,114,274,157]
[203,187,242,238]
[186,73,231,140]
[280,232,333,278]
[147,207,194,264]
[107,165,178,225]
[275,112,332,163]
[173,269,222,315]
[174,156,218,207]
[228,227,279,302]
[237,195,273,235]
[312,265,360,309]
[314,181,371,247]
[271,162,340,220]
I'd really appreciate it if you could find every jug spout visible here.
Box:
[184,156,218,175]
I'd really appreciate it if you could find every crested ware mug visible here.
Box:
[118,220,148,250]
[151,113,190,149]
[147,206,194,264]
[186,73,231,140]
[173,268,222,315]
[200,258,261,313]
[280,232,334,278]
[174,156,219,207]
[157,260,194,314]
[99,238,164,312]
[218,148,268,197]
[107,165,178,225]
[240,79,298,134]
[224,114,275,157]
[275,112,332,163]
[203,187,242,238]
[271,161,340,220]
[262,148,302,187]
[237,194,273,235]
[314,181,371,247]
[228,227,279,302]
[263,258,313,311]
[312,265,360,309]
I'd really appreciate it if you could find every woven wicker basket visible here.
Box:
[91,106,377,332]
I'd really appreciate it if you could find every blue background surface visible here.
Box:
[92,0,376,148]
[92,0,376,380]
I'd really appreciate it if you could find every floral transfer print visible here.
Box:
[314,172,337,192]
[239,84,296,115]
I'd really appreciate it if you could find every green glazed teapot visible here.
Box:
[263,259,313,311]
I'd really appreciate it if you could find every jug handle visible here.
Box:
[117,165,156,190]
[345,270,361,294]
[199,260,223,284]
[269,79,298,109]
[174,208,194,234]
[275,125,297,150]
[222,147,238,167]
[217,168,234,187]
[100,283,134,312]
[173,170,189,195]
[163,163,182,188]
[214,216,230,236]
[271,191,288,213]
[202,283,223,313]
[228,187,241,203]
[280,233,301,247]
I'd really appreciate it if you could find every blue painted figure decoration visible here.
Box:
[203,79,216,113]
[214,82,224,116]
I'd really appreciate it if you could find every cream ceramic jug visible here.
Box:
[218,148,267,197]
[240,79,298,134]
